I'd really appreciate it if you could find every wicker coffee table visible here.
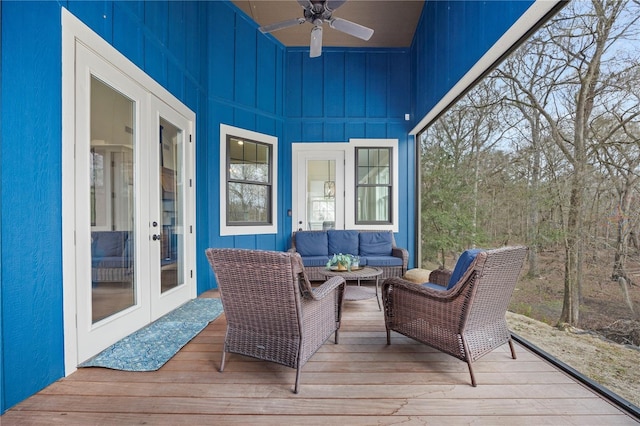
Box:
[320,266,383,310]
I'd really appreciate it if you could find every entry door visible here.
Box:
[148,98,193,318]
[75,44,194,362]
[294,149,345,231]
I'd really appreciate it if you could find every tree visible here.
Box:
[495,0,639,326]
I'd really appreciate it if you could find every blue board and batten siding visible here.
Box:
[285,48,415,255]
[2,0,66,412]
[413,0,534,120]
[0,0,535,413]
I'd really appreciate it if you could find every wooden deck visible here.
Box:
[2,288,638,425]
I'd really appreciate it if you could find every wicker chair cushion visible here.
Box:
[328,230,359,256]
[359,231,393,256]
[447,249,482,289]
[295,231,329,256]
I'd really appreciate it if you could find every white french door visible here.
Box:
[73,42,195,363]
[148,97,194,319]
[293,147,346,232]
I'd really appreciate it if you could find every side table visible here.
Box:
[320,267,383,310]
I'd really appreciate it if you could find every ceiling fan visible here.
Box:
[258,0,374,58]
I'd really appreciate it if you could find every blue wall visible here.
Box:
[284,48,415,257]
[0,0,287,411]
[0,0,534,414]
[199,2,287,288]
[0,0,3,413]
[1,1,66,411]
[412,0,534,120]
[0,0,216,411]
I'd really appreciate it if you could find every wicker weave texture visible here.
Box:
[205,248,345,391]
[382,246,528,385]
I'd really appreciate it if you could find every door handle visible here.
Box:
[152,234,161,241]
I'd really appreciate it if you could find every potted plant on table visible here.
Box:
[326,253,355,271]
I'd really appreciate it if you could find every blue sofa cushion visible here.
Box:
[301,255,330,267]
[359,231,393,256]
[296,231,329,257]
[92,231,128,258]
[447,249,482,289]
[328,230,359,256]
[363,255,403,267]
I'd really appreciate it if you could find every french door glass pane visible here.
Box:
[90,76,136,323]
[159,118,184,293]
[307,160,336,230]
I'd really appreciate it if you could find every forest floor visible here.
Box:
[507,248,640,408]
[421,247,640,408]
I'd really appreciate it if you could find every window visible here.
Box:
[220,124,278,236]
[344,139,398,231]
[227,136,272,224]
[356,147,392,224]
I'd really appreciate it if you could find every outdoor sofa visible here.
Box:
[289,229,408,281]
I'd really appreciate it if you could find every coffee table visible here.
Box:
[320,266,383,310]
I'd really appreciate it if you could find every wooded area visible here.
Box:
[419,0,640,330]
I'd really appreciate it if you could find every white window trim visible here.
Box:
[220,124,278,236]
[345,139,399,232]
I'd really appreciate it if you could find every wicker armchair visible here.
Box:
[382,246,528,386]
[205,248,346,393]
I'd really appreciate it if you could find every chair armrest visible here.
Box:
[310,276,346,300]
[383,276,459,301]
[392,247,409,272]
[382,276,475,330]
[429,268,451,286]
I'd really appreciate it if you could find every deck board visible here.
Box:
[2,288,637,425]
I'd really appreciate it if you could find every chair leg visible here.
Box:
[294,365,302,394]
[467,361,477,387]
[386,328,391,345]
[508,338,517,359]
[219,349,227,372]
[335,329,339,344]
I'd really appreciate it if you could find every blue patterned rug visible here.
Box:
[79,298,223,371]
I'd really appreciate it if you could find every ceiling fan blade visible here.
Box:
[328,17,374,41]
[310,25,323,58]
[259,17,306,34]
[296,0,313,9]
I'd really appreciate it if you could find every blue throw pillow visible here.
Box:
[359,231,393,256]
[328,230,359,256]
[447,249,482,289]
[295,231,329,257]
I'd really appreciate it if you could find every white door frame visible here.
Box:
[62,9,196,374]
[292,143,347,233]
[292,139,400,234]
